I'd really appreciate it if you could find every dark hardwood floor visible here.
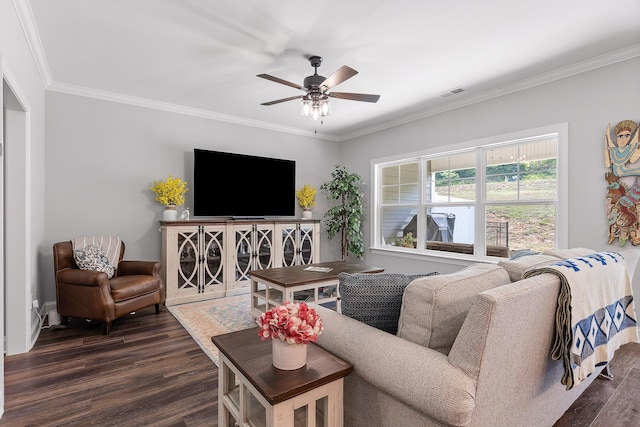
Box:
[2,307,218,426]
[2,307,639,426]
[554,339,640,427]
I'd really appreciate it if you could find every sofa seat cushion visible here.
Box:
[397,263,510,355]
[109,275,162,302]
[339,272,438,333]
[497,254,561,282]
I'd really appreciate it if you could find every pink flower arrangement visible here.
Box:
[258,301,323,344]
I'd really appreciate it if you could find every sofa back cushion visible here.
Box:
[497,254,561,282]
[339,272,438,334]
[396,263,510,355]
[497,248,598,282]
[542,247,596,259]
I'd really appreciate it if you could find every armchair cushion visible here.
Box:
[73,245,115,278]
[339,272,439,334]
[109,275,163,302]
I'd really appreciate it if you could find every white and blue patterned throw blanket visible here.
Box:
[523,252,639,390]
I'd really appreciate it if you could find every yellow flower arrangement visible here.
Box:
[296,184,317,209]
[150,175,188,206]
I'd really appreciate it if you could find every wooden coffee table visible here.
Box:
[213,327,353,427]
[249,261,384,318]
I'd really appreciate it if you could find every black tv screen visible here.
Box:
[193,149,296,217]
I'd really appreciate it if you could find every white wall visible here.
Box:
[43,91,341,302]
[340,57,640,294]
[1,0,46,357]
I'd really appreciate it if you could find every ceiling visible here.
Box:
[24,0,640,141]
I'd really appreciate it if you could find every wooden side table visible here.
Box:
[212,327,353,427]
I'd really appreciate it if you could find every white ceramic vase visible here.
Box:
[163,205,178,221]
[272,339,308,370]
[302,208,312,220]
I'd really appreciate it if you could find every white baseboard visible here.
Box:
[30,305,46,350]
[29,301,58,350]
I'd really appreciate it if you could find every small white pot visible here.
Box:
[163,205,178,221]
[271,339,308,370]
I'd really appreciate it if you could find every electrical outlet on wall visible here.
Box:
[32,299,39,309]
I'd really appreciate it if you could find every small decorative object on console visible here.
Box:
[180,207,190,221]
[258,301,323,370]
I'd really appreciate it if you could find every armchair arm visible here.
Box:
[313,305,476,427]
[55,267,116,322]
[56,268,111,287]
[118,260,161,277]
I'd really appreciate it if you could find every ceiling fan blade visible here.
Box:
[257,73,304,91]
[260,95,303,106]
[329,92,380,103]
[320,66,358,90]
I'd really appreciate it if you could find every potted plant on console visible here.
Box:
[296,184,317,219]
[150,175,189,221]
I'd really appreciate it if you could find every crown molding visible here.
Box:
[47,82,340,142]
[339,44,640,142]
[12,0,52,87]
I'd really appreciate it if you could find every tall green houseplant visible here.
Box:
[320,165,365,261]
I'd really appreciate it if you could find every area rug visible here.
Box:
[167,294,257,366]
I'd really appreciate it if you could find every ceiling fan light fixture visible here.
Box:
[301,97,312,116]
[301,94,330,120]
[320,98,330,116]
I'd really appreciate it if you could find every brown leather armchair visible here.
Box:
[53,240,164,334]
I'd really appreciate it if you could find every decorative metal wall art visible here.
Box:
[605,119,640,246]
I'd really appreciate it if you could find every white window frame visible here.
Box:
[370,123,568,262]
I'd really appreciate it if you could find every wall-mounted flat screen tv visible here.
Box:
[193,149,296,218]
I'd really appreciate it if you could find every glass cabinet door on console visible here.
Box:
[276,222,319,267]
[227,223,274,290]
[163,224,225,306]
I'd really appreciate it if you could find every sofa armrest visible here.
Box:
[313,305,476,426]
[118,260,161,277]
[56,268,110,286]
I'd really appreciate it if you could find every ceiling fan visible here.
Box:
[257,56,380,119]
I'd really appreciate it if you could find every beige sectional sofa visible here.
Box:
[314,248,631,427]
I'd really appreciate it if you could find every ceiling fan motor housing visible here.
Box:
[304,55,327,91]
[304,74,327,91]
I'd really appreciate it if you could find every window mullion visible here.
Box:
[416,160,425,251]
[476,147,486,257]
